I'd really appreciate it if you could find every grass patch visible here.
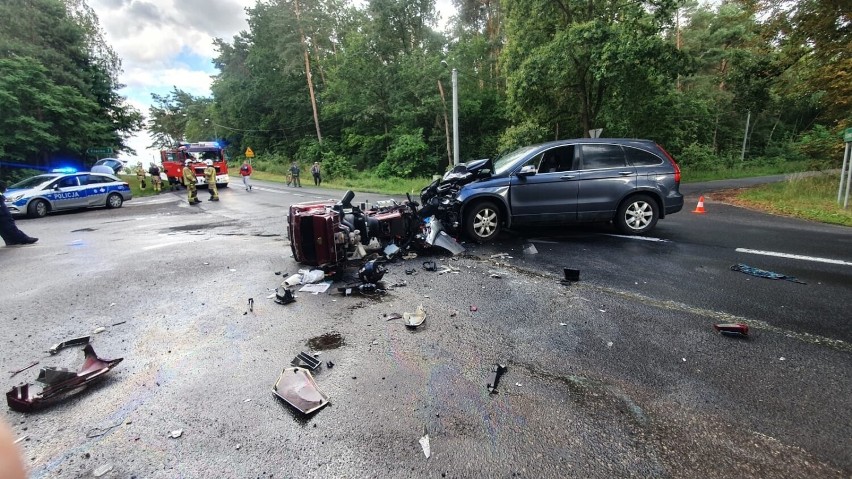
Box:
[716,172,852,227]
[682,160,811,183]
[120,175,163,198]
[242,170,434,196]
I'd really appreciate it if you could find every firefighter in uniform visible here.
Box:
[148,162,162,193]
[135,162,146,190]
[204,159,219,201]
[183,160,201,205]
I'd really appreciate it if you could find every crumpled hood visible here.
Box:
[441,158,493,185]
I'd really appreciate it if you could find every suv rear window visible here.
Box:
[625,147,664,166]
[580,144,626,169]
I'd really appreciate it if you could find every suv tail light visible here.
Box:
[657,144,681,184]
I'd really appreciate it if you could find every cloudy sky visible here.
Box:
[88,0,454,164]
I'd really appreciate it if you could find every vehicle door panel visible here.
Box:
[576,144,637,221]
[49,176,87,209]
[509,145,579,224]
[83,175,109,206]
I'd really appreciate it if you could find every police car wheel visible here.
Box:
[28,199,48,218]
[106,193,123,209]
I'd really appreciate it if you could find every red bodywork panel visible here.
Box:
[288,201,344,267]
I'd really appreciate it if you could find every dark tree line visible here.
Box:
[0,0,143,175]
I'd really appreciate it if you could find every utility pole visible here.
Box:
[740,110,751,162]
[294,0,322,144]
[452,68,459,166]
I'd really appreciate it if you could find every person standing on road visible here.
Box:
[204,160,220,201]
[311,161,321,186]
[183,160,201,205]
[148,163,162,193]
[240,160,253,191]
[135,162,146,190]
[289,162,301,187]
[0,181,38,246]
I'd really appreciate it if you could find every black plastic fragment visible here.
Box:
[291,352,321,370]
[487,364,507,394]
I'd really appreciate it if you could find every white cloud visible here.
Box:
[88,0,255,164]
[88,0,457,164]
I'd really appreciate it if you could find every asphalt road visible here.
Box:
[1,177,850,478]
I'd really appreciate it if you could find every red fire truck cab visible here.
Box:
[160,142,229,187]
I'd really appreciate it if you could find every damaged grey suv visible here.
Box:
[419,139,684,242]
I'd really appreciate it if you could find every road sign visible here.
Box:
[844,128,852,142]
[589,128,603,139]
[245,147,255,158]
[87,147,113,155]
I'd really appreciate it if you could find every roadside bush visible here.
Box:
[252,152,291,175]
[375,129,436,178]
[321,151,354,180]
[0,168,42,185]
[678,143,718,170]
[795,125,842,169]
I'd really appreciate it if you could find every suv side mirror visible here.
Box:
[517,165,537,177]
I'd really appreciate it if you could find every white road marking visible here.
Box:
[735,248,852,266]
[527,238,559,244]
[143,238,200,250]
[605,234,670,242]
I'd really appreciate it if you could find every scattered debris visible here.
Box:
[490,253,510,259]
[229,269,237,272]
[606,341,613,348]
[559,323,567,326]
[469,305,478,312]
[9,361,39,379]
[449,310,458,317]
[13,436,27,445]
[283,274,302,287]
[274,287,296,305]
[403,304,427,328]
[561,268,580,283]
[437,265,460,275]
[515,382,522,387]
[274,271,282,275]
[93,327,106,334]
[487,364,506,394]
[272,367,330,414]
[93,464,113,477]
[384,243,400,259]
[422,261,437,272]
[248,298,254,312]
[389,280,407,288]
[299,282,332,294]
[714,323,749,338]
[291,352,321,370]
[236,444,241,450]
[385,313,402,321]
[244,398,252,402]
[402,253,418,260]
[110,321,127,327]
[404,268,417,275]
[522,243,538,255]
[49,336,91,355]
[169,429,183,439]
[6,345,124,412]
[419,426,431,458]
[300,269,326,284]
[488,270,504,278]
[326,361,334,369]
[730,263,806,284]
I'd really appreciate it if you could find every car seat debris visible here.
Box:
[291,352,321,370]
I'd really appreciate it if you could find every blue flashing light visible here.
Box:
[51,167,78,173]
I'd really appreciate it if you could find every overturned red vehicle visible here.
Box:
[288,190,464,268]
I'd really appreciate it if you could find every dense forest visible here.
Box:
[1,0,849,182]
[0,0,143,176]
[156,0,851,179]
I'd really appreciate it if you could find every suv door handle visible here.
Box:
[560,175,576,180]
[618,171,633,176]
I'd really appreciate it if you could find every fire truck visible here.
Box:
[160,142,229,188]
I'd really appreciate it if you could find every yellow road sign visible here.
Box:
[245,147,255,158]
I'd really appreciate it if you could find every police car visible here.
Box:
[4,171,133,218]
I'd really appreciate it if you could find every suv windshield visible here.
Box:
[493,146,538,176]
[10,175,57,190]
